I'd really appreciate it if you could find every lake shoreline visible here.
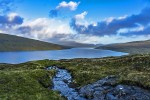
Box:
[0,48,128,64]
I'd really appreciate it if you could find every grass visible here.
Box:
[54,54,150,89]
[0,61,65,100]
[0,54,150,99]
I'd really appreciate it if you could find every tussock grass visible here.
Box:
[0,60,64,100]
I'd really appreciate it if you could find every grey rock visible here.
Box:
[79,76,150,100]
[106,93,117,100]
[93,91,106,100]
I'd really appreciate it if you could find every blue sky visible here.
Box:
[15,0,147,20]
[0,0,150,44]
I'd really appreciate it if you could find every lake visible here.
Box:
[0,48,128,64]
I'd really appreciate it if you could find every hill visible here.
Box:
[96,40,150,54]
[0,33,69,51]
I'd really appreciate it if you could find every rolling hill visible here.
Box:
[0,33,69,51]
[96,40,150,54]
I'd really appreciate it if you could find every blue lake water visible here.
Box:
[0,48,128,64]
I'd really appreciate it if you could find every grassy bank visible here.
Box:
[0,62,64,100]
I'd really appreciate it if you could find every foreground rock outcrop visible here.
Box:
[79,76,150,100]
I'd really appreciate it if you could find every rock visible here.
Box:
[63,79,68,83]
[114,85,131,96]
[106,93,117,100]
[68,82,77,88]
[93,91,105,100]
[80,84,95,99]
[79,76,150,100]
[94,87,103,91]
[95,75,118,86]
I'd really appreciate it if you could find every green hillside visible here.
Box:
[96,40,150,54]
[0,33,69,51]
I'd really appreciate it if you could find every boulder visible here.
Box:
[79,76,150,100]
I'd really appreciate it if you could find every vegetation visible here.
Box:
[0,54,150,99]
[96,40,150,54]
[54,54,150,89]
[0,33,69,51]
[0,61,65,100]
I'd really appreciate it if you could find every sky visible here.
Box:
[0,0,150,44]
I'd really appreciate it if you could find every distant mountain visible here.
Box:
[0,33,69,51]
[96,40,150,54]
[57,41,103,48]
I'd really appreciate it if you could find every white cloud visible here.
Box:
[117,25,145,34]
[118,15,128,20]
[0,30,5,33]
[8,13,18,22]
[59,33,150,44]
[56,1,80,11]
[74,34,101,44]
[74,11,89,27]
[2,16,150,45]
[75,11,88,20]
[104,17,114,25]
[49,1,80,17]
[92,22,97,26]
[17,18,75,40]
[104,15,127,25]
[97,35,150,44]
[1,10,150,45]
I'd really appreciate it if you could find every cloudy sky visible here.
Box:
[0,0,150,44]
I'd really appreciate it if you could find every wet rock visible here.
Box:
[95,75,118,86]
[80,84,95,99]
[79,76,150,100]
[68,82,77,88]
[106,93,117,100]
[93,91,105,100]
[63,79,68,83]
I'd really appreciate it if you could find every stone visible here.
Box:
[79,76,150,100]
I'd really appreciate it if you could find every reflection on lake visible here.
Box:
[0,48,128,64]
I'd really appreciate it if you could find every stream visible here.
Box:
[47,66,86,100]
[47,66,150,100]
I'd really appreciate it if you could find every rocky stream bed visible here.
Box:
[47,66,150,100]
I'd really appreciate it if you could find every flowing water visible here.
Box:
[47,66,150,100]
[47,66,86,100]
